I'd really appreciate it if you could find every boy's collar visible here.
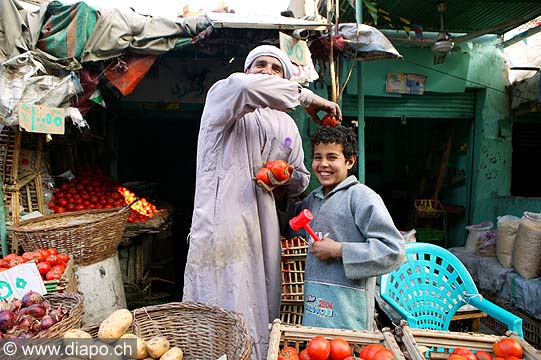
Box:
[314,175,358,199]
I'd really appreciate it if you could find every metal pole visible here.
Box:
[0,176,7,257]
[355,0,365,183]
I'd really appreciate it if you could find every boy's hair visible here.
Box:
[310,125,358,175]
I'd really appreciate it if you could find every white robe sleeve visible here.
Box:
[202,73,313,129]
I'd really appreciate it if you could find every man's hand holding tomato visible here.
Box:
[255,160,295,193]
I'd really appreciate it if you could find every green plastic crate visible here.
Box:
[415,228,445,242]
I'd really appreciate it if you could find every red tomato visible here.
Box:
[57,253,70,264]
[360,344,385,360]
[448,356,467,360]
[493,338,523,359]
[322,114,340,127]
[329,338,351,360]
[55,206,66,213]
[75,204,86,211]
[299,349,311,360]
[47,248,58,256]
[278,346,300,360]
[8,256,25,268]
[306,336,330,360]
[45,268,62,281]
[269,160,290,181]
[37,262,52,276]
[45,254,59,266]
[21,252,34,262]
[506,357,522,360]
[452,347,476,360]
[3,254,17,262]
[474,350,492,360]
[255,167,272,185]
[372,349,395,360]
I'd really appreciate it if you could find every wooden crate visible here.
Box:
[2,172,44,225]
[0,127,43,184]
[397,322,540,359]
[267,320,406,360]
[281,236,307,303]
[482,306,541,350]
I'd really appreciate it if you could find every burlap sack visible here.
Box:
[496,215,520,268]
[512,212,541,279]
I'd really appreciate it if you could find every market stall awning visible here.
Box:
[207,12,329,30]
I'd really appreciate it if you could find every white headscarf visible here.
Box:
[244,45,294,80]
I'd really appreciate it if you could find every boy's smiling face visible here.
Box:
[312,142,355,195]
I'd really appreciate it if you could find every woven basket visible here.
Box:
[36,292,84,338]
[83,302,252,360]
[11,208,129,266]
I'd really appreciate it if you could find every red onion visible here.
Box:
[25,304,46,320]
[10,298,22,312]
[39,315,57,331]
[17,316,32,331]
[0,310,16,332]
[21,291,44,308]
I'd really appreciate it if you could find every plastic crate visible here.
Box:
[481,306,541,350]
[415,228,445,242]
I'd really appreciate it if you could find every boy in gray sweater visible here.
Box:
[297,125,406,330]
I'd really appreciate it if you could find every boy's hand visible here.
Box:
[310,236,342,261]
[255,165,295,193]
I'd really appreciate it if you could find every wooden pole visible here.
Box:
[327,0,337,102]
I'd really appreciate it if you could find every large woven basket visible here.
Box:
[36,292,84,338]
[84,302,252,360]
[10,208,129,266]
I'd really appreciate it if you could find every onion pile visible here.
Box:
[0,291,67,338]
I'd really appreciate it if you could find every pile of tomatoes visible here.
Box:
[48,165,126,214]
[448,338,524,360]
[278,337,395,360]
[0,248,70,281]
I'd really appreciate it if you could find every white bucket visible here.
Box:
[464,221,493,253]
[75,251,127,326]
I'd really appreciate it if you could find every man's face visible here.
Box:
[245,56,284,78]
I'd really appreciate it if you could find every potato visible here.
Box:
[120,333,149,359]
[98,309,133,340]
[146,336,170,358]
[63,329,93,347]
[160,347,183,360]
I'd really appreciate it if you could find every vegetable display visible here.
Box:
[0,291,68,338]
[277,336,394,360]
[0,247,70,282]
[69,308,183,360]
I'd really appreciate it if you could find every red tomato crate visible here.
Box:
[397,322,540,360]
[266,319,406,360]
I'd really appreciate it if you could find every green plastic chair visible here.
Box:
[380,242,523,337]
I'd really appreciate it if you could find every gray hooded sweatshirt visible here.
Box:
[299,175,406,330]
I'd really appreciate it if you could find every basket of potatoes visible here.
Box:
[72,302,251,360]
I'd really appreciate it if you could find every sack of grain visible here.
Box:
[496,215,520,268]
[512,211,541,279]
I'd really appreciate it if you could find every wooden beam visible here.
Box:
[453,17,527,43]
[503,24,541,47]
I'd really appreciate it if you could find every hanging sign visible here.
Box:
[386,72,427,95]
[0,262,47,301]
[18,103,65,134]
[279,32,308,66]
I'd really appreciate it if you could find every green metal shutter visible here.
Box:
[342,92,475,119]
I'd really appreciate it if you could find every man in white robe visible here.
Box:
[183,45,341,360]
